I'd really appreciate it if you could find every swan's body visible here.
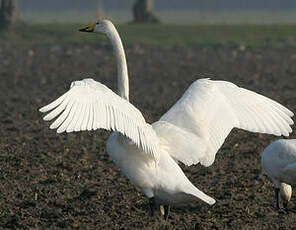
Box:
[107,132,214,206]
[40,20,294,218]
[261,139,296,209]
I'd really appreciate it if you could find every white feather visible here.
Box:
[40,78,160,160]
[157,79,294,167]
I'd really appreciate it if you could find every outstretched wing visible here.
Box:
[154,79,294,167]
[40,78,159,159]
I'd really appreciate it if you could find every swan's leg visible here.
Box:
[274,188,280,209]
[282,199,288,210]
[149,197,156,216]
[163,205,170,220]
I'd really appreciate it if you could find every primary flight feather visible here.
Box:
[40,19,294,219]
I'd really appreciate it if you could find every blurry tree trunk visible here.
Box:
[97,0,103,20]
[133,0,159,23]
[0,0,20,27]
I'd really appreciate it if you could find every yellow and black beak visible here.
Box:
[79,23,96,32]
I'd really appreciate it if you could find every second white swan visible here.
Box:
[40,20,294,219]
[261,139,296,209]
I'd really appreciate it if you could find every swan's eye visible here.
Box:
[96,22,100,25]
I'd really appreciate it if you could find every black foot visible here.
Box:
[149,197,156,216]
[283,200,289,210]
[163,205,170,220]
[275,188,280,210]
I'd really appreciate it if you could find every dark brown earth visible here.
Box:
[0,44,296,230]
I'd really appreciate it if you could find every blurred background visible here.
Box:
[1,0,296,48]
[15,0,296,24]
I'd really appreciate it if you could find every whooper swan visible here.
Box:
[261,139,296,209]
[40,20,294,219]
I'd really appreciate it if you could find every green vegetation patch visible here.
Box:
[1,23,296,48]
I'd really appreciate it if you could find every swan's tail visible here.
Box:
[187,185,216,205]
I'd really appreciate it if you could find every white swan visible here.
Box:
[261,139,296,209]
[39,20,294,219]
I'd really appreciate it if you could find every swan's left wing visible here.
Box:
[156,79,294,167]
[40,78,159,159]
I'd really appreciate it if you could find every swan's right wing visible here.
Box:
[40,78,159,159]
[156,79,293,167]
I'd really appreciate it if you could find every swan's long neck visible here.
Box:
[107,25,129,101]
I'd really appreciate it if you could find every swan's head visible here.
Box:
[280,183,292,208]
[79,19,114,35]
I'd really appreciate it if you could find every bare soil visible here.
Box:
[0,44,296,229]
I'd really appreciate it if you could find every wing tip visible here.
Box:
[39,107,47,113]
[287,110,294,118]
[43,116,51,121]
[56,129,64,134]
